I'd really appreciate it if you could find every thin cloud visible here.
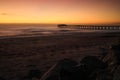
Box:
[0,13,9,15]
[0,13,15,16]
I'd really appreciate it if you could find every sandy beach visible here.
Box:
[0,32,120,80]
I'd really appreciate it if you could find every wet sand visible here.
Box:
[0,32,120,80]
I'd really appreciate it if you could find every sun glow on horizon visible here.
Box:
[0,0,120,24]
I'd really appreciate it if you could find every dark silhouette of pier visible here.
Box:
[58,24,120,30]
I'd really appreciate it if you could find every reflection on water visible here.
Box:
[0,24,120,37]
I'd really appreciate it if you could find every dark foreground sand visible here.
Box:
[0,32,120,80]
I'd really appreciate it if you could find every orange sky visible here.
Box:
[0,0,120,24]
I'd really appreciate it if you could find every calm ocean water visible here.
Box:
[0,24,119,37]
[0,24,59,37]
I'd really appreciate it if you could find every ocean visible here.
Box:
[0,24,60,37]
[0,24,120,38]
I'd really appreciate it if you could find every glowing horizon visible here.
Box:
[0,0,120,24]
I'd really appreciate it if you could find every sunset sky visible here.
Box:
[0,0,120,24]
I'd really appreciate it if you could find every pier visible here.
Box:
[58,25,120,30]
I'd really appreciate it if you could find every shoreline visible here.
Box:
[0,31,120,39]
